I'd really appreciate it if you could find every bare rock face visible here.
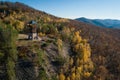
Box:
[16,46,38,80]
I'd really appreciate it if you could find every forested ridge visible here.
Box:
[0,2,120,80]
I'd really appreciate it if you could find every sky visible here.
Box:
[1,0,120,19]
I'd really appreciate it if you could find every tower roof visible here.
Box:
[29,20,36,24]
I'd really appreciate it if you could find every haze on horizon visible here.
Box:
[1,0,120,19]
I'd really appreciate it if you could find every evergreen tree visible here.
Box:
[0,24,18,80]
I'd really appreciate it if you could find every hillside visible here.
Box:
[0,2,120,80]
[76,17,120,29]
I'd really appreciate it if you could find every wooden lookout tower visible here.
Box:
[27,20,39,40]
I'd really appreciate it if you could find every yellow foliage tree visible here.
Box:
[38,32,46,37]
[72,31,82,44]
[83,72,91,78]
[13,20,24,31]
[61,27,72,41]
[57,30,93,80]
[59,73,65,80]
[75,72,80,80]
[69,57,74,66]
[71,66,75,73]
[66,77,70,80]
[76,67,82,74]
[57,38,63,52]
[70,72,76,80]
[70,31,94,79]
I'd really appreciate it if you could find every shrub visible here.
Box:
[53,55,65,66]
[38,68,47,80]
[0,52,4,59]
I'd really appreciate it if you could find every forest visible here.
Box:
[0,1,120,80]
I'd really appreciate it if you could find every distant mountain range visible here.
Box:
[75,17,120,29]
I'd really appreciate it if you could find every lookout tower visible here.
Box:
[27,20,39,40]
